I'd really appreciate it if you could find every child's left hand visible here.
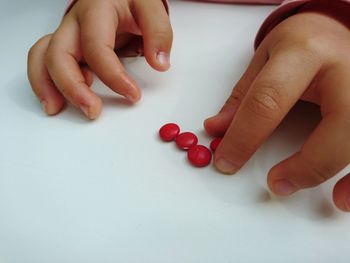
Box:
[204,1,350,211]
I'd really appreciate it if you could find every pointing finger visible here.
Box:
[214,47,321,174]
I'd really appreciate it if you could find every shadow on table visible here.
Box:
[7,74,135,124]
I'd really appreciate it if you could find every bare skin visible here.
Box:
[28,0,172,119]
[28,0,350,211]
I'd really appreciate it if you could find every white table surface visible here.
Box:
[1,0,349,262]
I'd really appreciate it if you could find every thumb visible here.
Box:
[133,0,173,71]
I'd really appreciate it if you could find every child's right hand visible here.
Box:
[204,2,350,211]
[28,0,172,119]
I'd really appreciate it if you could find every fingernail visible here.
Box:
[156,52,170,68]
[41,100,48,113]
[215,158,239,174]
[80,104,90,117]
[125,92,140,103]
[273,179,297,196]
[121,76,141,103]
[125,94,134,102]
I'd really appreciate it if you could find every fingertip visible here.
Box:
[145,51,171,72]
[41,97,65,116]
[203,116,216,136]
[156,51,171,71]
[214,157,239,175]
[121,75,142,103]
[27,33,66,116]
[269,179,298,196]
[80,97,102,120]
[35,79,66,116]
[134,0,173,72]
[204,111,233,137]
[267,163,298,196]
[333,174,350,212]
[267,164,281,192]
[126,93,141,104]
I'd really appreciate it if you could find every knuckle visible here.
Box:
[226,87,245,106]
[299,152,331,187]
[270,36,323,65]
[295,37,324,62]
[83,42,112,65]
[233,142,254,161]
[44,44,57,69]
[28,34,51,60]
[247,85,284,122]
[28,50,37,66]
[281,36,322,62]
[152,26,173,41]
[82,41,100,59]
[28,45,37,60]
[295,35,320,53]
[224,137,255,165]
[307,164,330,187]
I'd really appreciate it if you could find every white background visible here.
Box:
[0,0,349,262]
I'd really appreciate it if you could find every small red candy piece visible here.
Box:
[210,137,222,152]
[159,123,180,141]
[187,145,212,167]
[175,132,198,150]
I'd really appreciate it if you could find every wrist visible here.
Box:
[255,0,350,49]
[298,0,350,30]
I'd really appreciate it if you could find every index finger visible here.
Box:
[214,47,321,174]
[79,2,141,102]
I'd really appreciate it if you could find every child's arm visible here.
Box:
[204,0,350,211]
[28,0,172,119]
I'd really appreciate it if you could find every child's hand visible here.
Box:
[28,0,172,119]
[205,2,350,211]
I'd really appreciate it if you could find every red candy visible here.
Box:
[187,145,212,167]
[159,123,180,141]
[210,137,222,152]
[175,132,198,150]
[159,123,213,169]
